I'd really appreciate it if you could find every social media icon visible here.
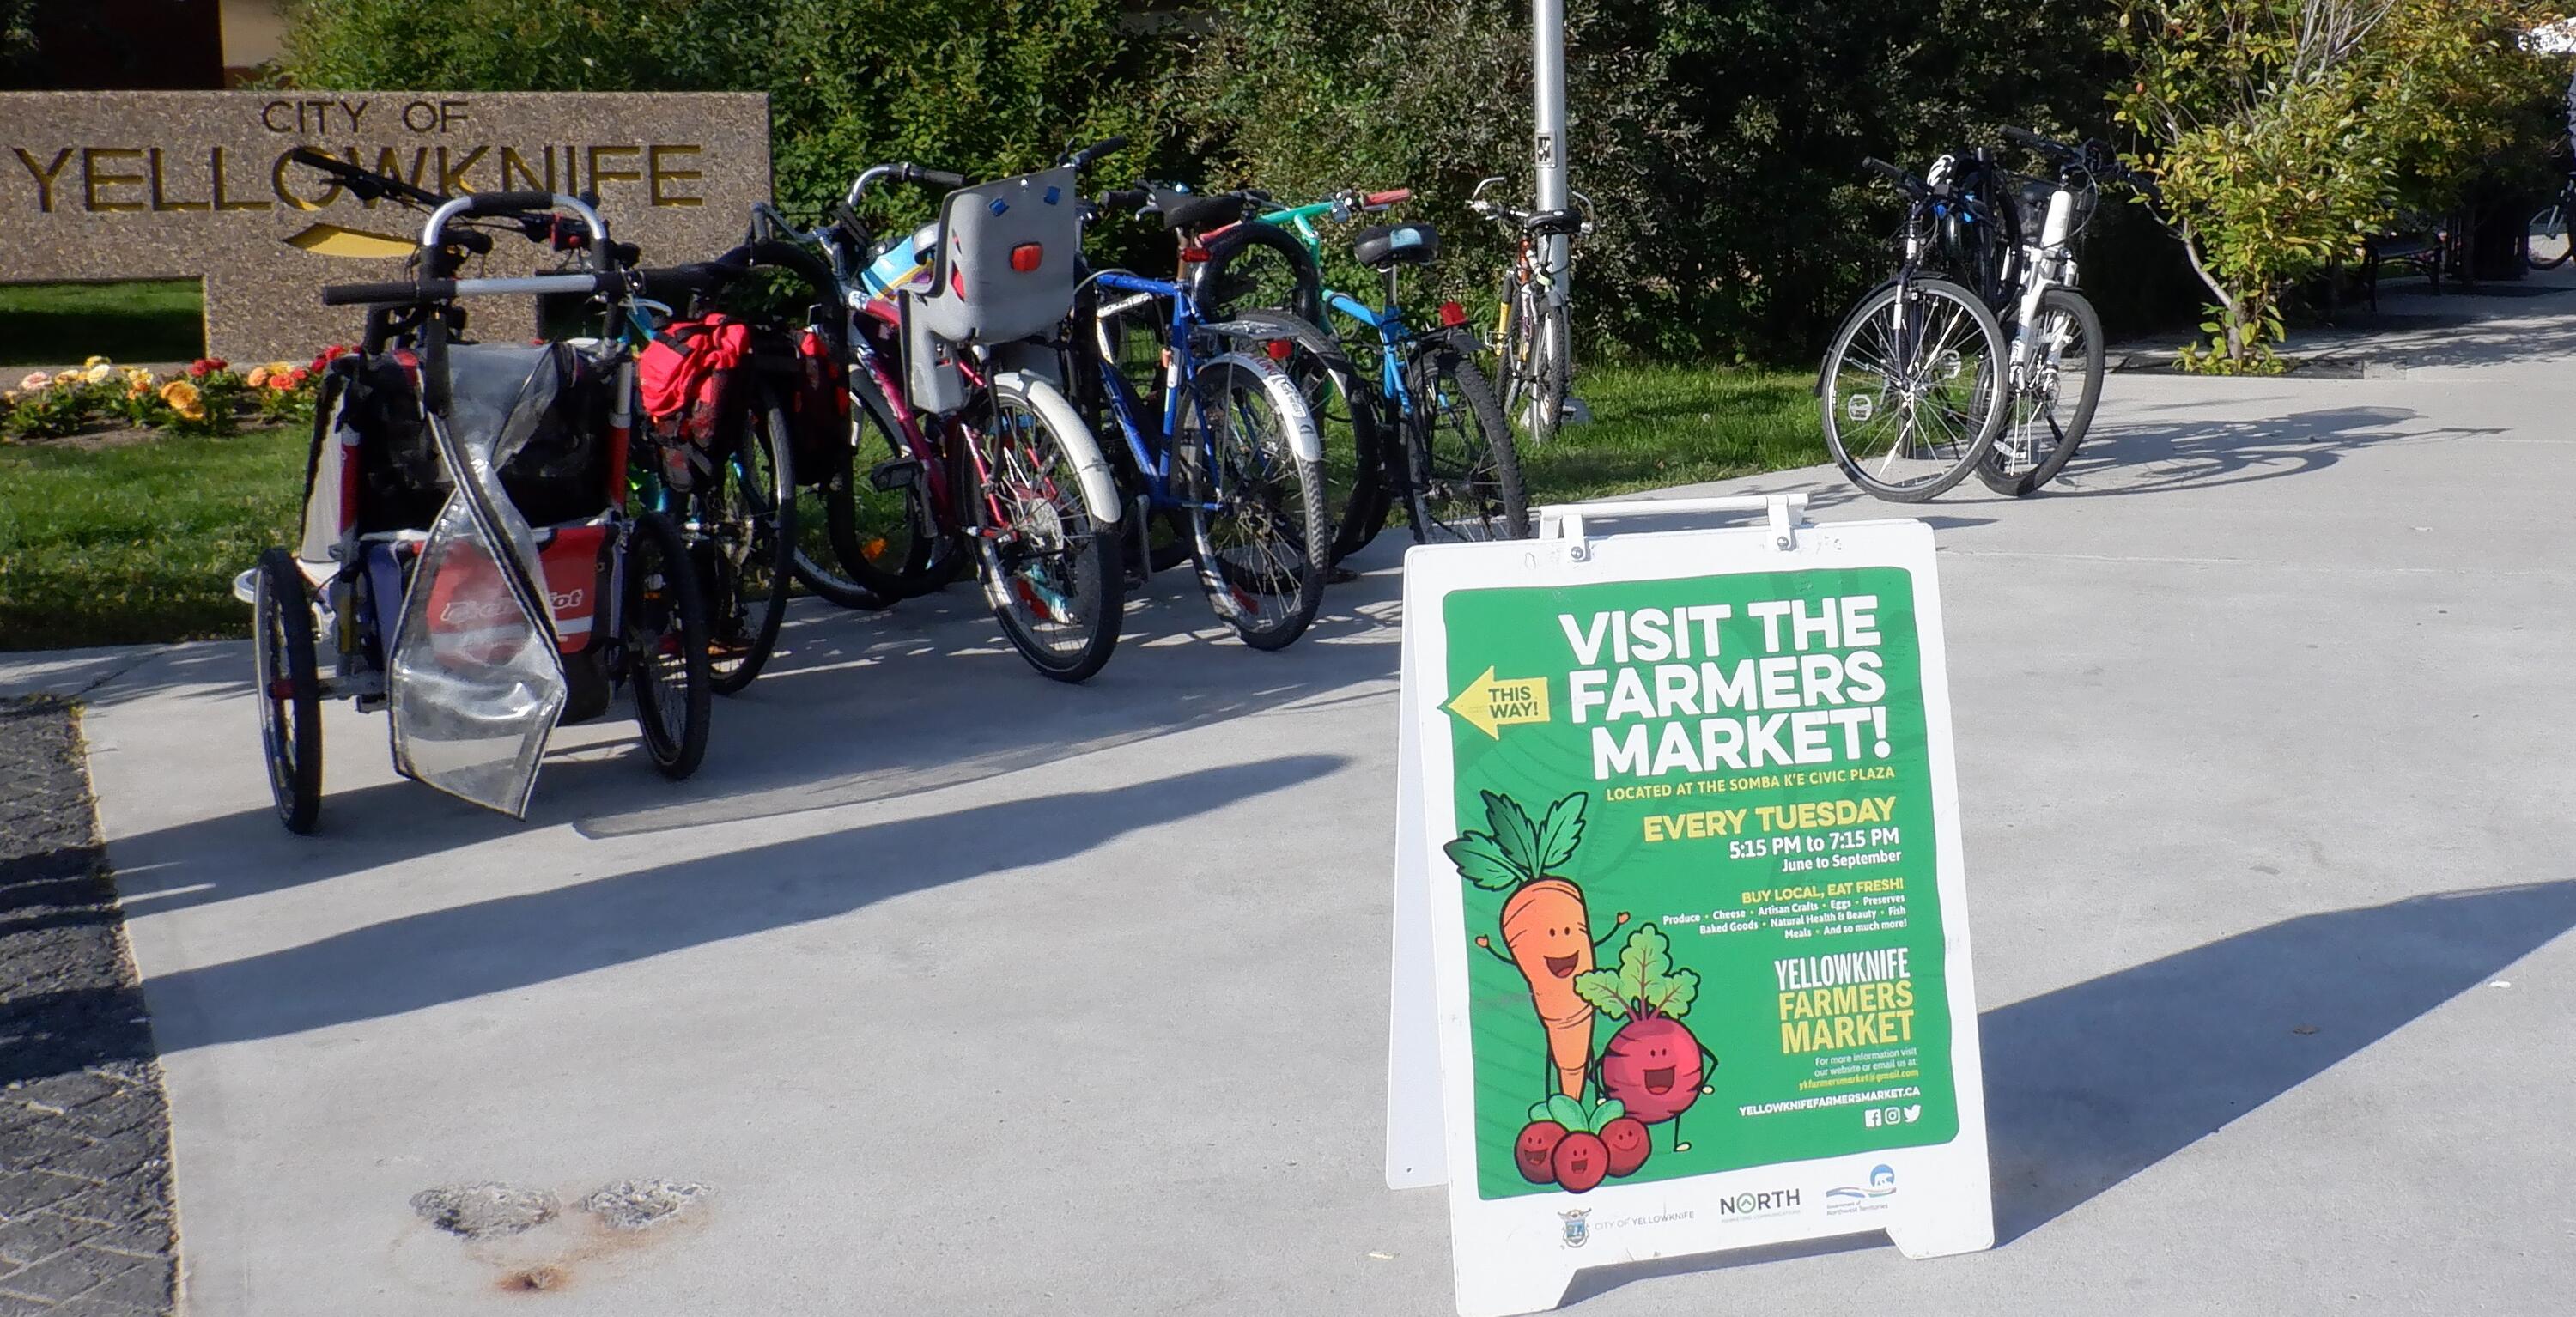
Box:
[1864,1108,1883,1127]
[1902,1104,1922,1124]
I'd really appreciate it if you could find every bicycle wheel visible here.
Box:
[975,372,1126,683]
[1221,307,1388,566]
[1978,288,2103,497]
[1195,221,1325,327]
[1819,276,2008,502]
[834,360,967,601]
[702,383,796,694]
[1528,297,1570,443]
[252,548,322,834]
[1403,345,1528,542]
[2529,202,2571,270]
[624,510,710,779]
[1177,355,1331,650]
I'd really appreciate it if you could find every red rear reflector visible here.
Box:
[1180,246,1211,264]
[1010,243,1042,272]
[1265,339,1291,361]
[1438,300,1467,328]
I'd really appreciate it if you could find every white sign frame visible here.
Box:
[1385,501,1992,1317]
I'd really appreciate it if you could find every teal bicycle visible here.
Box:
[1208,188,1527,546]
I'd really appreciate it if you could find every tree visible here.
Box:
[2111,0,2561,373]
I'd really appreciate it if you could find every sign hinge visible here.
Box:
[1535,493,1809,560]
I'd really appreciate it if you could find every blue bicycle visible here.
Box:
[1073,187,1332,651]
[1208,189,1528,544]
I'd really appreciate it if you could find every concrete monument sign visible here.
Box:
[0,91,769,361]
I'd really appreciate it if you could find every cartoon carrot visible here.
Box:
[1448,791,1627,1101]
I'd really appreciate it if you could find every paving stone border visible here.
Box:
[0,698,178,1317]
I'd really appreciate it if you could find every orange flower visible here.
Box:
[160,379,206,420]
[247,367,271,388]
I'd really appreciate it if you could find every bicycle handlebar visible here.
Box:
[1862,156,1929,198]
[1362,188,1412,209]
[1097,187,1151,213]
[1062,136,1129,171]
[319,262,736,308]
[288,146,447,208]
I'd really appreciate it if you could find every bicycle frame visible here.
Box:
[1089,270,1230,514]
[1244,198,1429,416]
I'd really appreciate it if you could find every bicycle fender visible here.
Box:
[1204,351,1325,464]
[992,369,1124,525]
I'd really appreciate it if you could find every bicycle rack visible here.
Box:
[1533,492,1808,561]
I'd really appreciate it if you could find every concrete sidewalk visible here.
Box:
[7,343,2573,1314]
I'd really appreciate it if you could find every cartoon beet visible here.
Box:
[1450,792,1628,1101]
[1522,1095,1643,1194]
[1515,1120,1567,1183]
[1551,1132,1608,1193]
[1601,1116,1651,1177]
[1578,925,1719,1151]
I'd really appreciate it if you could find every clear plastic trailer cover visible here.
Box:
[387,344,573,816]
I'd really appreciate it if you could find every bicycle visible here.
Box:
[2529,172,2574,270]
[1211,187,1528,544]
[1814,155,2012,502]
[629,285,798,693]
[240,149,721,830]
[1467,177,1591,446]
[1970,129,2152,495]
[1073,185,1333,649]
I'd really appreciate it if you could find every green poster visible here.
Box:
[1439,566,1955,1200]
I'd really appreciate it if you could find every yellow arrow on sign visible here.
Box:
[1444,667,1552,739]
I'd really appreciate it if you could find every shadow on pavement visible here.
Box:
[107,752,1343,1051]
[1561,879,2576,1306]
[2030,405,2506,500]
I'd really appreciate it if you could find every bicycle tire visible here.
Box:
[978,372,1127,683]
[625,510,711,779]
[834,360,965,602]
[2530,203,2571,270]
[1978,288,2103,497]
[253,547,323,834]
[1405,345,1528,542]
[704,382,796,694]
[1217,307,1389,566]
[1818,276,2008,502]
[1180,354,1331,650]
[1196,220,1326,331]
[1530,298,1570,443]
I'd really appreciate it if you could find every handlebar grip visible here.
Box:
[919,168,967,189]
[1364,188,1412,208]
[1066,136,1129,170]
[631,264,737,295]
[322,279,453,306]
[1097,188,1150,212]
[1862,156,1907,181]
[2001,127,2053,150]
[464,190,560,215]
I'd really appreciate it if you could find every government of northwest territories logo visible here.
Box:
[1825,1164,1898,1215]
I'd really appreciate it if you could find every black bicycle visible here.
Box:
[1815,156,2012,501]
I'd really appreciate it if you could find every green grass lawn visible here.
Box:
[1534,362,1822,501]
[0,362,1822,652]
[0,280,206,367]
[0,428,303,651]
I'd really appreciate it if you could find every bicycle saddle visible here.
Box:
[1150,189,1252,233]
[1522,208,1585,236]
[1352,222,1439,269]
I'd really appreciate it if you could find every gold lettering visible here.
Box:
[499,146,551,191]
[13,147,73,212]
[434,145,486,196]
[270,149,338,210]
[82,148,146,212]
[148,149,210,212]
[647,143,702,207]
[210,148,269,211]
[261,100,295,132]
[586,144,641,191]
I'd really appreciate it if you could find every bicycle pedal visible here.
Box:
[869,458,924,493]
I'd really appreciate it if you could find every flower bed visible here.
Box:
[0,349,348,442]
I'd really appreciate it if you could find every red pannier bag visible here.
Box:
[637,313,753,491]
[786,328,851,486]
